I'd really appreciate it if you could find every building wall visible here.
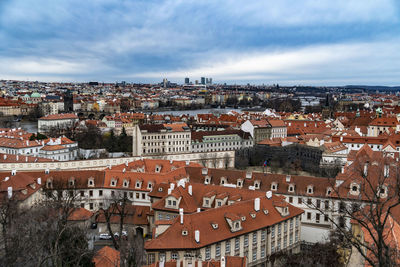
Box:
[146,215,302,267]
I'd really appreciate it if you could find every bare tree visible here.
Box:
[223,153,231,169]
[0,185,94,267]
[98,191,145,267]
[305,151,400,267]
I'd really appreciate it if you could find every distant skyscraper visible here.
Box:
[163,78,168,88]
[200,77,205,85]
[205,78,209,84]
[209,78,212,84]
[195,80,199,85]
[184,77,189,84]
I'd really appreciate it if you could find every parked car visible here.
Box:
[99,233,112,240]
[114,231,128,240]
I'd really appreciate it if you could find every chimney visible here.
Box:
[179,208,184,224]
[125,161,128,167]
[364,162,368,176]
[170,183,175,190]
[3,155,6,160]
[185,160,189,166]
[16,155,19,161]
[188,185,192,196]
[37,177,41,185]
[123,168,126,173]
[195,230,200,243]
[197,208,201,213]
[7,187,12,199]
[26,140,29,146]
[25,157,28,162]
[340,136,343,142]
[45,168,49,174]
[254,198,260,211]
[266,191,272,199]
[168,188,172,195]
[285,175,291,183]
[11,170,16,176]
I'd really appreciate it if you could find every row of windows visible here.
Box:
[143,134,190,140]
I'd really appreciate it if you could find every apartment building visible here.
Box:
[132,123,191,156]
[191,130,253,153]
[38,113,79,134]
[145,195,303,267]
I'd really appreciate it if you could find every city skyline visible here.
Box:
[1,1,400,85]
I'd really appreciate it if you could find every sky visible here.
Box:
[0,0,400,85]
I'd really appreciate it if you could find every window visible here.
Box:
[307,212,311,220]
[252,249,257,262]
[261,229,266,241]
[216,243,221,257]
[171,252,179,260]
[271,226,275,238]
[226,240,231,254]
[325,200,329,210]
[89,190,93,197]
[324,215,329,222]
[298,197,302,204]
[261,245,266,258]
[307,198,312,205]
[316,213,320,223]
[148,254,155,264]
[244,234,248,247]
[89,203,93,210]
[289,196,293,203]
[253,232,257,244]
[316,199,321,208]
[80,191,84,197]
[290,219,293,229]
[235,238,240,250]
[205,247,211,260]
[339,202,345,213]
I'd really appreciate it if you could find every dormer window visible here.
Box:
[237,179,243,188]
[68,178,75,187]
[241,216,246,221]
[271,182,278,191]
[135,180,142,189]
[147,182,153,190]
[182,230,188,236]
[205,176,210,184]
[220,177,227,185]
[46,179,53,189]
[350,182,360,195]
[158,187,163,192]
[288,184,295,193]
[378,185,388,198]
[254,180,260,189]
[203,198,210,207]
[123,179,129,188]
[234,221,241,229]
[326,187,332,196]
[250,213,256,219]
[211,223,218,229]
[307,185,314,194]
[110,179,117,187]
[155,165,162,173]
[88,178,94,187]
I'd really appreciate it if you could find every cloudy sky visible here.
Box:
[1,0,400,85]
